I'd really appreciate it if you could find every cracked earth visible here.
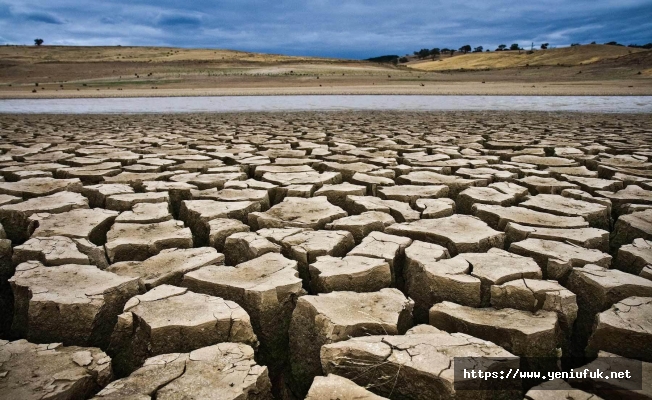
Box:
[0,111,650,399]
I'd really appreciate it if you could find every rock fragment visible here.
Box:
[347,231,412,285]
[306,375,387,400]
[457,186,517,214]
[510,238,611,280]
[520,194,610,230]
[182,253,304,373]
[0,191,88,242]
[344,195,420,222]
[321,325,520,400]
[524,379,600,400]
[94,343,272,400]
[504,222,610,252]
[568,352,652,400]
[0,177,82,199]
[13,236,91,266]
[350,172,394,196]
[309,255,391,293]
[260,229,355,282]
[473,204,589,230]
[0,339,113,400]
[565,264,652,357]
[313,182,366,208]
[179,199,259,246]
[29,208,118,245]
[249,196,346,230]
[207,218,251,251]
[377,184,448,206]
[105,220,193,262]
[288,288,413,396]
[615,238,652,276]
[611,209,652,250]
[114,202,172,224]
[429,301,560,357]
[385,215,504,256]
[324,211,395,244]
[416,198,456,218]
[107,247,223,289]
[491,278,577,354]
[224,231,281,265]
[105,191,169,212]
[397,171,480,198]
[460,248,542,305]
[10,261,141,348]
[108,285,257,375]
[81,184,134,208]
[585,296,652,361]
[518,176,579,195]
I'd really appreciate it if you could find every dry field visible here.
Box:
[408,44,650,71]
[0,44,651,97]
[0,111,651,399]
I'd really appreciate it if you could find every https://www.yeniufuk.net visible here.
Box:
[463,368,633,381]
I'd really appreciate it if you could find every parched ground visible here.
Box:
[0,44,651,97]
[0,111,652,399]
[408,44,651,71]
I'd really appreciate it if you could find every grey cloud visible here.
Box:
[155,13,202,27]
[24,11,65,24]
[0,0,650,58]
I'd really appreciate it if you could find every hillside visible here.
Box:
[0,44,650,97]
[0,45,340,64]
[408,44,650,71]
[0,45,396,86]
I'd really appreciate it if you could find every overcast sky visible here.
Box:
[1,0,650,59]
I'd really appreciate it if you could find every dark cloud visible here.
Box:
[0,0,650,58]
[155,13,201,27]
[24,11,65,24]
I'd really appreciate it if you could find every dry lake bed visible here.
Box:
[0,109,651,399]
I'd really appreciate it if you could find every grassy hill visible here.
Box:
[0,45,394,87]
[0,45,340,64]
[0,44,650,97]
[408,44,650,71]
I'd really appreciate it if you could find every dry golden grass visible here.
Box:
[409,44,649,71]
[0,44,650,97]
[0,45,339,64]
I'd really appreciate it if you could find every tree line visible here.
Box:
[407,43,532,61]
[405,40,652,61]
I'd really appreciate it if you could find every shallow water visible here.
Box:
[0,95,651,114]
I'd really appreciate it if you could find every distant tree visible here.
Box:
[570,43,581,47]
[627,43,652,49]
[441,48,450,54]
[509,43,520,50]
[34,38,44,46]
[486,48,491,52]
[497,44,507,51]
[540,43,549,49]
[399,56,409,63]
[605,41,624,47]
[449,49,456,56]
[459,45,472,54]
[417,48,431,59]
[590,41,596,44]
[473,46,483,52]
[429,48,440,59]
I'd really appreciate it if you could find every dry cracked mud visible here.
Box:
[0,111,651,400]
